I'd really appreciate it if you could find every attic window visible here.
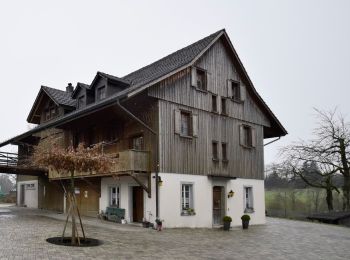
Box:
[192,67,207,91]
[231,81,240,101]
[98,86,106,100]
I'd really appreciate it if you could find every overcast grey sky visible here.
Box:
[0,0,349,164]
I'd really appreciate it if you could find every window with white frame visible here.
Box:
[244,186,254,212]
[181,184,194,213]
[110,186,120,207]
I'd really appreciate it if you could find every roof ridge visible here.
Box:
[122,29,224,83]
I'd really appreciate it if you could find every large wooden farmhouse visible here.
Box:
[0,29,286,227]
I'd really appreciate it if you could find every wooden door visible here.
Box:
[132,186,144,222]
[213,186,224,225]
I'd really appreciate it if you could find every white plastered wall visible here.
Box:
[100,173,265,228]
[100,174,156,223]
[158,173,265,228]
[17,180,38,208]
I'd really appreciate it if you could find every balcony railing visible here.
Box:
[0,152,18,167]
[48,149,151,179]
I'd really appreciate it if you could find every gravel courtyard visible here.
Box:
[0,205,350,260]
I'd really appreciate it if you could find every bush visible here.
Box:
[241,215,251,221]
[223,216,232,222]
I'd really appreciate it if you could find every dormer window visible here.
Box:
[77,96,85,109]
[98,86,106,100]
[44,101,58,122]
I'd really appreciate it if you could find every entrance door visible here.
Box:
[213,186,224,225]
[132,186,144,222]
[20,184,25,205]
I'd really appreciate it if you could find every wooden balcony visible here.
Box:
[48,149,151,180]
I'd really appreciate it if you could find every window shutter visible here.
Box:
[251,127,256,148]
[240,85,246,101]
[174,110,181,134]
[192,114,198,137]
[191,67,197,87]
[239,125,245,146]
[227,79,232,98]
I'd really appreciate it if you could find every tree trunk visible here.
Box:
[70,172,77,245]
[339,138,350,210]
[326,189,334,212]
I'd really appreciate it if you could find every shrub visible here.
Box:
[241,215,251,221]
[223,216,232,222]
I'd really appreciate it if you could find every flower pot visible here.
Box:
[223,221,231,231]
[242,220,249,229]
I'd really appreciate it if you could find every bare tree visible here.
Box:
[32,136,115,245]
[281,108,350,210]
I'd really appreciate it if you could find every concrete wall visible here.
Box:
[17,180,38,208]
[100,173,265,228]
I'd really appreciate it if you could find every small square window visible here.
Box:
[212,141,218,161]
[221,98,227,115]
[211,95,217,112]
[240,125,255,148]
[232,81,241,101]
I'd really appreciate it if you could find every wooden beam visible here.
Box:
[129,171,151,198]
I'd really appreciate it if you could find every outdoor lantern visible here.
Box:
[158,176,163,186]
[228,190,234,198]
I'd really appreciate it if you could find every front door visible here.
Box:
[132,186,144,222]
[213,186,224,225]
[20,184,25,205]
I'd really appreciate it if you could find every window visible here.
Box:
[181,184,194,214]
[175,110,198,137]
[221,97,227,115]
[211,95,217,112]
[181,111,191,136]
[78,96,85,109]
[44,101,58,121]
[192,67,207,91]
[110,186,120,207]
[196,69,206,90]
[97,86,106,100]
[240,125,255,148]
[222,143,228,162]
[130,135,144,150]
[244,187,254,212]
[232,81,241,101]
[212,141,218,161]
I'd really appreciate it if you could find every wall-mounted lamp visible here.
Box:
[228,190,234,198]
[153,176,163,186]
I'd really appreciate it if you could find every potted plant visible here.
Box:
[142,218,150,228]
[222,216,232,231]
[241,214,250,229]
[187,208,196,216]
[155,218,163,231]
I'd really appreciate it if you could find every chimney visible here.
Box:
[66,83,74,94]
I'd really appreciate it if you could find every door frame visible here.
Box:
[212,185,225,226]
[129,185,145,223]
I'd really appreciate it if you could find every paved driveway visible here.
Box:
[0,206,350,260]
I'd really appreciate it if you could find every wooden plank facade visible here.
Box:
[149,38,269,179]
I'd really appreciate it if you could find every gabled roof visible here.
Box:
[72,82,90,98]
[1,29,287,147]
[42,86,76,107]
[27,86,76,123]
[122,29,223,88]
